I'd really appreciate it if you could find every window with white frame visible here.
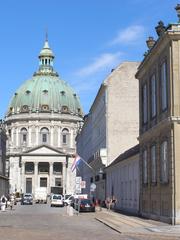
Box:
[151,145,157,183]
[160,61,168,111]
[142,84,148,124]
[150,74,157,118]
[40,127,49,144]
[21,128,28,145]
[143,149,148,184]
[55,178,62,187]
[160,140,168,183]
[62,128,69,145]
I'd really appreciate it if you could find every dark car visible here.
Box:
[75,199,95,212]
[21,193,33,205]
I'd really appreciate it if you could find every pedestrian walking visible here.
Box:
[1,195,7,211]
[9,195,14,210]
[105,197,111,211]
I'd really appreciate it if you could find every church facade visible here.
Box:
[5,40,83,196]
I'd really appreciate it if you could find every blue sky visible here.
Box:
[0,0,178,118]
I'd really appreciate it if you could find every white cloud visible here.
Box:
[110,25,145,45]
[75,52,122,77]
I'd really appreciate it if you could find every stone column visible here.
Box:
[28,126,32,147]
[58,127,61,147]
[70,129,73,148]
[50,127,54,146]
[34,162,38,193]
[36,126,39,145]
[49,162,53,193]
[16,127,19,147]
[11,127,15,146]
[62,162,66,194]
[21,162,25,193]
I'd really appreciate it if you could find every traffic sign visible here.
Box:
[75,176,82,194]
[81,181,86,189]
[90,183,96,192]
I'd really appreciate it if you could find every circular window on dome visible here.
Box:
[77,108,82,115]
[41,104,50,112]
[26,90,31,94]
[21,105,29,112]
[9,107,13,114]
[60,91,65,96]
[61,106,69,113]
[43,89,48,94]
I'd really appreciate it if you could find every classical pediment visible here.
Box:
[22,145,65,156]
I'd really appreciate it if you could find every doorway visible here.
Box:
[26,178,32,193]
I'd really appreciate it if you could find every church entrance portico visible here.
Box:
[8,145,75,196]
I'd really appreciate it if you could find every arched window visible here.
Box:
[21,128,28,145]
[40,127,49,144]
[62,128,69,145]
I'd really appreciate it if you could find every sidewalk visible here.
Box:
[95,208,180,238]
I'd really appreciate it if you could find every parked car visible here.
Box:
[21,193,33,205]
[50,194,64,207]
[64,195,74,206]
[74,199,95,212]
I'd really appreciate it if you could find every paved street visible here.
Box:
[0,203,122,240]
[0,203,180,240]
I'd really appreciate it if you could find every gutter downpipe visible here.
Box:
[170,39,175,225]
[172,123,176,225]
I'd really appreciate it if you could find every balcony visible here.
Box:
[38,170,49,174]
[53,171,62,175]
[25,170,34,175]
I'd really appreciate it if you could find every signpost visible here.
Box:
[75,176,82,194]
[90,183,96,192]
[81,181,86,189]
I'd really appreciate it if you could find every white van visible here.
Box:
[50,194,64,207]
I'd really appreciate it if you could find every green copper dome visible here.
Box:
[7,40,83,117]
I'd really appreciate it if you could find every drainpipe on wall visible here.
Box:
[172,124,176,225]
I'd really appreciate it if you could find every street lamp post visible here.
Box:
[89,168,104,204]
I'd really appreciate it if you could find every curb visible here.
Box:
[95,217,122,234]
[95,217,180,238]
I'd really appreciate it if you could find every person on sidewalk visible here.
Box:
[0,195,7,211]
[112,197,117,210]
[9,195,14,210]
[105,197,111,211]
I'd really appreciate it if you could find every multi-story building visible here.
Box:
[76,62,139,201]
[4,39,83,196]
[136,5,180,224]
[0,120,9,196]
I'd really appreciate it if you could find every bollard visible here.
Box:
[1,204,6,212]
[66,205,70,215]
[69,206,74,216]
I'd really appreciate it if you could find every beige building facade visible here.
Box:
[76,62,139,201]
[106,145,139,214]
[136,6,180,224]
